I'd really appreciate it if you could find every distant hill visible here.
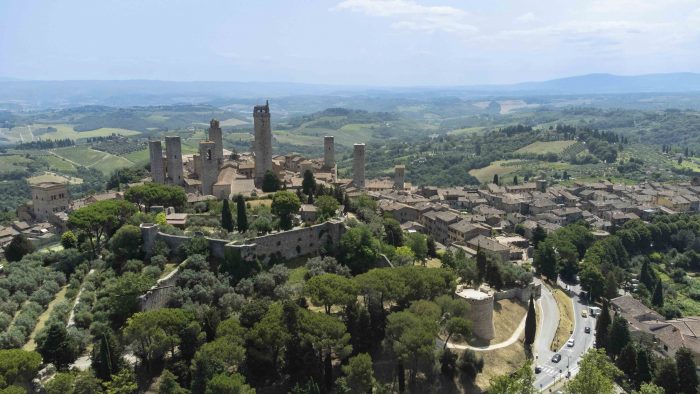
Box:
[2,72,700,109]
[487,72,700,94]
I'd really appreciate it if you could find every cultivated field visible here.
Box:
[52,146,133,174]
[0,154,33,172]
[515,140,578,155]
[33,124,141,140]
[27,172,83,185]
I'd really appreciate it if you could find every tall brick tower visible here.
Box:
[394,165,405,190]
[199,141,218,195]
[208,119,223,163]
[324,136,335,168]
[352,143,365,189]
[254,101,272,187]
[148,140,165,184]
[165,136,183,185]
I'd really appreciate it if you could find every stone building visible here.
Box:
[30,182,69,221]
[254,101,273,186]
[198,140,218,196]
[394,165,405,190]
[353,143,365,189]
[324,136,335,168]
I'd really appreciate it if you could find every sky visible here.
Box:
[1,0,700,86]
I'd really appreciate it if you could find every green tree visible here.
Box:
[106,272,155,327]
[524,294,536,348]
[443,317,470,347]
[532,224,547,248]
[61,230,78,249]
[124,182,186,211]
[386,310,439,386]
[636,383,665,394]
[604,272,619,300]
[405,232,428,263]
[533,241,558,280]
[271,190,301,230]
[37,322,77,370]
[158,369,187,394]
[302,170,316,196]
[579,263,605,301]
[305,274,358,314]
[640,259,656,291]
[383,218,403,247]
[221,199,233,232]
[68,199,137,257]
[104,368,138,394]
[342,353,374,394]
[206,373,254,394]
[565,348,622,394]
[262,170,280,192]
[652,279,664,307]
[92,331,121,381]
[245,303,290,378]
[427,237,437,258]
[236,195,248,233]
[4,234,34,262]
[392,246,415,266]
[487,360,535,394]
[616,343,637,379]
[608,316,631,358]
[513,175,518,185]
[44,372,75,394]
[315,195,339,221]
[72,371,104,394]
[595,300,612,351]
[676,347,698,394]
[123,308,190,371]
[109,224,143,264]
[339,226,381,274]
[191,338,246,394]
[653,358,678,394]
[492,174,499,185]
[301,309,352,390]
[635,349,653,389]
[0,349,42,389]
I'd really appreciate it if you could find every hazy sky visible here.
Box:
[2,0,699,85]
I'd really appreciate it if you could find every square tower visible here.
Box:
[199,141,218,196]
[394,165,405,190]
[324,136,335,168]
[148,140,165,184]
[165,136,184,185]
[208,119,224,163]
[254,101,272,187]
[31,182,69,221]
[353,143,365,189]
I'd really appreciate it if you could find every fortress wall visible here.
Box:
[138,264,182,311]
[462,293,495,340]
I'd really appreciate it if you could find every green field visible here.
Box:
[515,140,577,154]
[52,146,133,175]
[34,124,141,140]
[0,154,33,172]
[468,160,527,183]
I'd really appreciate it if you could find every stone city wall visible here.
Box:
[138,264,182,311]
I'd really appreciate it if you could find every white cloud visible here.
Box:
[515,12,536,23]
[334,0,477,34]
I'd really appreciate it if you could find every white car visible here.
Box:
[567,338,575,347]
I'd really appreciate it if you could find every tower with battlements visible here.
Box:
[208,119,223,163]
[324,136,335,168]
[199,141,218,195]
[149,140,165,184]
[353,143,365,189]
[394,165,405,190]
[253,101,273,187]
[165,136,183,185]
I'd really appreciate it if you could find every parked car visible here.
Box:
[535,365,542,374]
[567,338,575,347]
[552,354,562,363]
[581,310,588,318]
[584,326,591,334]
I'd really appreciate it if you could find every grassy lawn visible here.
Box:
[515,140,577,155]
[468,160,525,183]
[476,337,527,390]
[23,285,68,351]
[550,288,574,351]
[288,266,308,286]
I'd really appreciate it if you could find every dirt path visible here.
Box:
[445,313,527,351]
[23,285,68,351]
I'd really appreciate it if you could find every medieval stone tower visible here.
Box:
[254,101,272,187]
[394,165,405,190]
[324,136,335,168]
[165,136,184,185]
[352,143,365,189]
[208,119,223,163]
[148,140,165,184]
[199,141,218,195]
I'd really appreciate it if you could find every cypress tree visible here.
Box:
[221,199,233,232]
[652,279,664,307]
[427,237,437,258]
[635,348,653,388]
[616,343,637,379]
[476,247,487,283]
[4,234,34,262]
[654,358,679,394]
[608,316,631,359]
[302,170,316,196]
[492,174,499,185]
[595,300,612,351]
[676,347,698,394]
[640,259,656,291]
[236,194,248,233]
[524,295,537,348]
[513,175,518,185]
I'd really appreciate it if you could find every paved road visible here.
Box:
[533,279,597,392]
